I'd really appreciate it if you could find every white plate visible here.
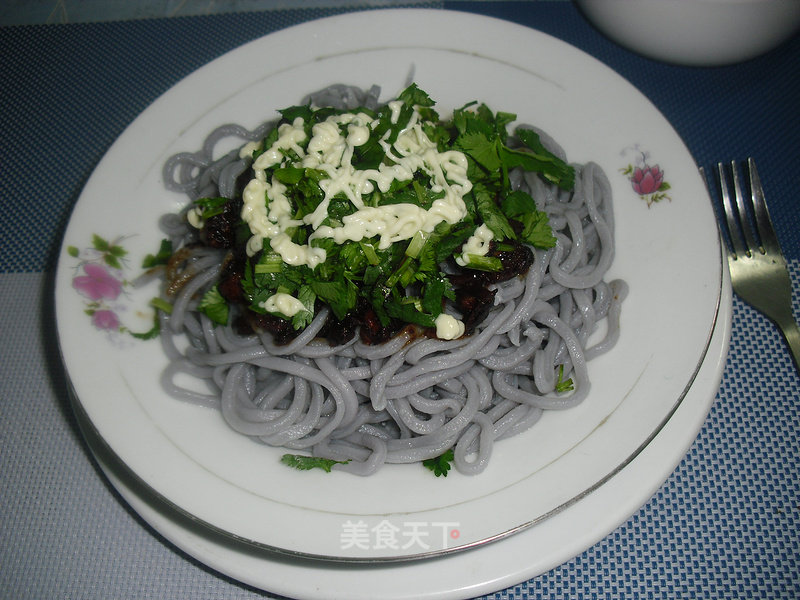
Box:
[56,9,725,563]
[76,264,731,600]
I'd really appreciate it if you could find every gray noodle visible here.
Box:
[158,84,627,476]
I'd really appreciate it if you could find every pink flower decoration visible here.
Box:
[91,310,120,331]
[73,263,122,301]
[631,165,664,195]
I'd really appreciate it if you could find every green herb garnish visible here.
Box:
[423,449,455,477]
[280,454,351,473]
[190,84,572,335]
[142,239,174,268]
[198,285,229,325]
[555,364,575,393]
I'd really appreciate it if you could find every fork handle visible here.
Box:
[776,314,800,374]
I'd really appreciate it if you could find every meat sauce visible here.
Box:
[201,198,534,347]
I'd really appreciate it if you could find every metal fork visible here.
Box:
[701,158,799,372]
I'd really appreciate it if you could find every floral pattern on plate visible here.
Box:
[620,146,672,207]
[66,234,159,342]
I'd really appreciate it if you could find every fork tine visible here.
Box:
[747,158,783,257]
[717,162,748,258]
[708,159,800,372]
[730,160,761,256]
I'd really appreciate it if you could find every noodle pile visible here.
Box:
[157,84,626,476]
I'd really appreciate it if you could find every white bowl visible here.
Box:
[574,0,800,66]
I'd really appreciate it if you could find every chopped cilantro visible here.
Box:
[511,128,575,190]
[280,453,350,473]
[462,254,503,271]
[308,278,357,320]
[150,296,173,314]
[198,285,229,325]
[142,239,173,269]
[419,272,455,315]
[500,190,556,249]
[273,166,305,185]
[193,196,228,220]
[291,285,316,329]
[471,183,515,242]
[519,210,557,249]
[457,132,503,171]
[181,84,571,338]
[398,82,435,108]
[254,251,283,274]
[128,314,160,340]
[501,190,536,217]
[555,364,575,393]
[278,104,313,123]
[359,241,380,265]
[423,449,455,477]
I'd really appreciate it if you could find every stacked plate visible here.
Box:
[55,10,731,599]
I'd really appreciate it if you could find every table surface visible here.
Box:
[1,2,798,599]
